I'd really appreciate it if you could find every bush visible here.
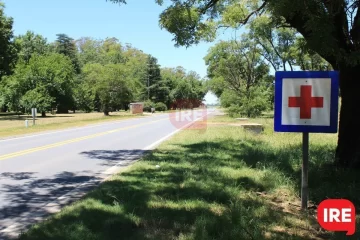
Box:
[227,104,242,118]
[224,86,271,118]
[143,100,154,112]
[155,102,167,111]
[220,89,241,108]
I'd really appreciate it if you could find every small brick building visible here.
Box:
[129,102,144,114]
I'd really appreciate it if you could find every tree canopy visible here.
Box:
[106,0,360,167]
[0,2,206,117]
[0,2,17,80]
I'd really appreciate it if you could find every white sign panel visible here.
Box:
[281,78,331,126]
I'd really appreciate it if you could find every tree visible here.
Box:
[0,2,17,80]
[205,37,270,93]
[1,53,75,116]
[249,15,297,71]
[205,37,271,117]
[293,37,333,71]
[82,63,133,115]
[160,67,180,107]
[101,37,124,64]
[170,70,206,109]
[72,74,95,113]
[0,2,17,112]
[107,0,360,168]
[75,37,103,66]
[14,31,49,64]
[55,33,81,74]
[121,45,148,103]
[146,55,163,101]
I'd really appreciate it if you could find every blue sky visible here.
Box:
[3,0,240,104]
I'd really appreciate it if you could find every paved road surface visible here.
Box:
[0,109,216,239]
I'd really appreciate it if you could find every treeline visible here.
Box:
[0,4,206,116]
[205,15,332,118]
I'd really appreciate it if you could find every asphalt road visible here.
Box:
[0,109,215,239]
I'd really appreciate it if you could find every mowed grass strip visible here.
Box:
[18,115,360,240]
[0,111,145,138]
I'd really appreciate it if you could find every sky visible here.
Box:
[3,0,240,105]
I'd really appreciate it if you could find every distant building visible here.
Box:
[129,102,144,114]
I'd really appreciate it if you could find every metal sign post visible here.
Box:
[301,132,309,209]
[274,71,339,210]
[31,108,37,125]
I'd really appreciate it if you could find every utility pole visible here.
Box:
[147,58,151,101]
[147,71,150,100]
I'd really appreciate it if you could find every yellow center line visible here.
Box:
[0,117,169,161]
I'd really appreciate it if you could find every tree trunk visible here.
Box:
[1,105,8,112]
[335,65,360,168]
[41,111,46,117]
[56,104,69,114]
[103,104,109,116]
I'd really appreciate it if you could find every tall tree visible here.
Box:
[146,55,162,101]
[76,37,124,66]
[121,46,148,103]
[1,53,75,116]
[205,37,271,117]
[14,31,49,64]
[75,37,103,66]
[101,37,124,64]
[82,63,133,115]
[55,33,81,74]
[55,33,81,113]
[293,37,333,71]
[107,0,360,168]
[248,15,297,71]
[160,67,181,107]
[205,37,270,94]
[0,2,17,80]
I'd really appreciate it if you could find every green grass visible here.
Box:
[0,110,178,138]
[18,115,360,240]
[0,112,144,138]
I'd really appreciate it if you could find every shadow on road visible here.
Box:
[80,149,150,167]
[0,149,148,240]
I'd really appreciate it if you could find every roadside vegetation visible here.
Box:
[0,2,206,118]
[1,0,360,239]
[18,114,359,240]
[0,111,143,138]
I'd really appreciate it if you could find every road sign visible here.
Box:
[31,108,37,125]
[274,71,339,210]
[274,71,339,133]
[31,108,37,118]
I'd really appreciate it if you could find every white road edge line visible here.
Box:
[0,111,212,238]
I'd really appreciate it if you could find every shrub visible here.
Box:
[220,89,241,108]
[143,100,154,112]
[224,86,271,118]
[155,102,167,111]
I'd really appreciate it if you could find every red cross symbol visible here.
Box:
[288,85,324,119]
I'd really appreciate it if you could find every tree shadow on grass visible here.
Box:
[178,139,360,240]
[179,138,360,204]
[18,166,300,240]
[16,139,352,240]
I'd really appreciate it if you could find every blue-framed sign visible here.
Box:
[274,71,339,133]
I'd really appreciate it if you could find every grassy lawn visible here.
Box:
[0,111,146,138]
[18,114,360,240]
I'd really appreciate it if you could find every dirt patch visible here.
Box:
[206,122,252,126]
[257,189,331,240]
